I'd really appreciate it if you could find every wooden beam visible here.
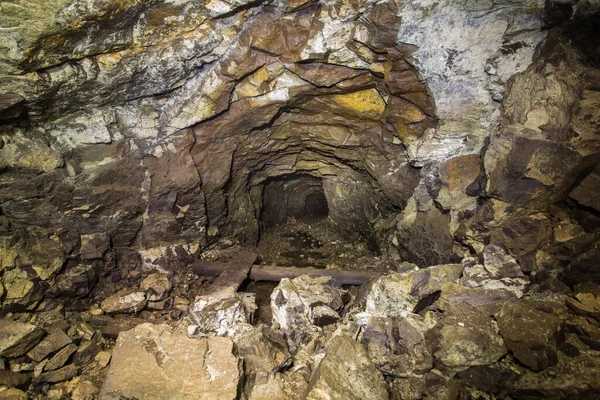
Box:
[207,250,257,293]
[192,260,377,286]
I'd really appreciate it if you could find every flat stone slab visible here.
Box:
[0,319,44,358]
[99,323,242,400]
[26,327,72,362]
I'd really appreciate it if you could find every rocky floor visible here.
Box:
[1,243,600,399]
[257,218,396,272]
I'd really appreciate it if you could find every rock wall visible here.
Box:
[1,0,599,311]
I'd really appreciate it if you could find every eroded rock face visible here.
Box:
[1,0,595,284]
[1,1,600,397]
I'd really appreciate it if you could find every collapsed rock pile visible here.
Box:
[20,244,589,400]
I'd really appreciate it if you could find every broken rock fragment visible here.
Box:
[100,288,147,314]
[483,244,524,279]
[26,327,72,362]
[79,233,110,260]
[0,319,45,358]
[305,335,389,400]
[271,275,348,330]
[426,303,507,370]
[100,323,242,400]
[496,302,562,371]
[140,272,172,301]
[361,314,432,377]
[364,264,463,317]
[188,287,255,337]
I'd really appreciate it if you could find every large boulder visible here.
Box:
[271,275,348,330]
[305,335,389,400]
[361,315,432,377]
[364,264,464,317]
[426,303,507,370]
[99,323,242,400]
[188,287,255,337]
[0,319,44,358]
[496,302,562,371]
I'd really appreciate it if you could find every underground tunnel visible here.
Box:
[1,0,600,399]
[260,174,329,228]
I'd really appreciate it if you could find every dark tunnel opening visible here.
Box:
[304,191,329,219]
[260,173,329,230]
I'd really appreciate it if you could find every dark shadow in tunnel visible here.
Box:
[260,173,329,230]
[304,191,329,219]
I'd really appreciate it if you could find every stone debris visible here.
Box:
[44,343,78,371]
[79,233,111,260]
[461,249,529,298]
[567,292,600,321]
[26,327,72,362]
[99,323,242,400]
[46,264,97,298]
[0,388,28,400]
[271,275,348,330]
[483,244,525,279]
[361,315,432,377]
[0,0,598,398]
[438,282,519,315]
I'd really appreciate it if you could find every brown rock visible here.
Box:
[46,264,97,298]
[483,244,525,279]
[305,335,389,400]
[44,343,78,371]
[496,302,561,371]
[140,273,172,301]
[99,316,146,339]
[26,327,72,362]
[438,282,519,315]
[236,325,291,374]
[361,315,432,377]
[0,319,45,359]
[365,264,464,316]
[80,233,110,260]
[99,323,242,400]
[0,369,30,387]
[0,388,28,400]
[73,340,102,367]
[569,166,600,212]
[34,364,79,383]
[564,315,600,351]
[100,288,147,314]
[426,303,506,370]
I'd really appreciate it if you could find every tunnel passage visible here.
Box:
[260,174,329,229]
